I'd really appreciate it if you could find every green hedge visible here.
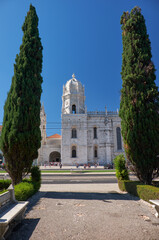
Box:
[0,167,41,201]
[118,180,159,202]
[0,179,11,190]
[0,189,8,195]
[14,181,35,201]
[114,154,129,180]
[0,179,41,201]
[14,166,41,201]
[31,166,41,192]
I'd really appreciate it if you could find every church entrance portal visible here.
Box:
[49,151,61,163]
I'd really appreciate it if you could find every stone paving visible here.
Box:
[7,183,159,240]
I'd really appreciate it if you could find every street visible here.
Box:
[0,171,138,184]
[41,173,118,184]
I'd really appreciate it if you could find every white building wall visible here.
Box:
[112,115,124,159]
[61,114,87,165]
[41,145,61,164]
[38,75,124,166]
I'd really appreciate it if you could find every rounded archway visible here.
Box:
[49,151,61,163]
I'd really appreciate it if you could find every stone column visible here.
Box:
[106,143,112,164]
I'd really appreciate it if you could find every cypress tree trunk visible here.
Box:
[119,7,159,185]
[0,5,43,185]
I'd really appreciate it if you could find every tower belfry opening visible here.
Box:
[72,105,76,114]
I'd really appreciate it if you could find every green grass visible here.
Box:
[41,169,115,173]
[0,170,6,173]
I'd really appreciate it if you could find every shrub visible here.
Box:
[31,166,41,191]
[14,167,41,201]
[31,166,41,182]
[0,167,41,201]
[14,182,34,201]
[0,179,11,190]
[118,180,159,202]
[114,154,129,180]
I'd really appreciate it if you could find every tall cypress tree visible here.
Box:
[0,5,43,185]
[119,6,159,184]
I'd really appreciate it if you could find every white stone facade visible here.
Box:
[38,74,124,166]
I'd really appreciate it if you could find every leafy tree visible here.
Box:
[119,6,159,185]
[0,5,43,185]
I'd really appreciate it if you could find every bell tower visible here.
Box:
[62,74,86,114]
[61,74,88,166]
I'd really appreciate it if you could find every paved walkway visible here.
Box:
[8,183,159,240]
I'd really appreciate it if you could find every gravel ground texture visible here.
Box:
[7,183,159,240]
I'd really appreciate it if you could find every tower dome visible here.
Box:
[62,74,86,114]
[64,74,83,94]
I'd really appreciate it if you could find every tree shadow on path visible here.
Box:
[44,191,140,202]
[6,191,140,239]
[6,218,40,240]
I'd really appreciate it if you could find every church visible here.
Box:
[38,74,124,166]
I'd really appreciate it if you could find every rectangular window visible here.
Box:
[72,128,77,138]
[72,146,76,158]
[94,127,97,139]
[94,147,97,158]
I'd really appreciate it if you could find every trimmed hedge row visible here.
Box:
[118,180,159,202]
[0,179,12,190]
[0,166,41,201]
[0,179,40,201]
[0,189,8,195]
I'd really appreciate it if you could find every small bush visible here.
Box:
[0,167,41,201]
[118,180,159,202]
[14,182,34,201]
[114,154,129,180]
[31,166,41,192]
[31,166,41,182]
[0,179,11,190]
[14,167,41,201]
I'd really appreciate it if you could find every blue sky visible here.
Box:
[0,0,159,136]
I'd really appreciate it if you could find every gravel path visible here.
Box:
[7,183,159,240]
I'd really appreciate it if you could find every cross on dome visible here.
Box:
[72,73,75,78]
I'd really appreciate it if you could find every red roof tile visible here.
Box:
[47,134,61,139]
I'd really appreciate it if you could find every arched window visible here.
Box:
[72,146,76,158]
[116,127,122,150]
[94,146,98,158]
[72,128,77,138]
[72,105,76,114]
[94,127,97,139]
